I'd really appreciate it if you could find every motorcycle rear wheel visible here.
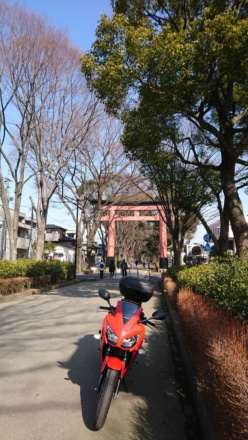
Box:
[94,368,119,431]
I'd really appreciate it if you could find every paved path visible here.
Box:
[0,274,199,440]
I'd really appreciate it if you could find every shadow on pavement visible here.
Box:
[57,334,100,431]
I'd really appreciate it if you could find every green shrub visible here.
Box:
[42,260,67,283]
[0,259,74,284]
[170,257,248,322]
[166,264,187,281]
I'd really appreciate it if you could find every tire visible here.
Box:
[94,368,119,431]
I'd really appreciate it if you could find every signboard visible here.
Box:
[203,233,211,243]
[204,243,212,252]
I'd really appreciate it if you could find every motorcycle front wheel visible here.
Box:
[94,368,119,431]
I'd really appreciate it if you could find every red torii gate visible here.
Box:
[100,202,168,269]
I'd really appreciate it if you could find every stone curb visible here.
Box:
[160,283,218,440]
[0,288,41,303]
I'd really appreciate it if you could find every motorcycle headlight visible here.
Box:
[122,333,141,348]
[106,322,118,345]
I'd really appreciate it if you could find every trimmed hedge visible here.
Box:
[163,275,248,440]
[0,259,74,284]
[167,257,248,322]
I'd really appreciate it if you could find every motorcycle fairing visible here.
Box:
[99,300,145,378]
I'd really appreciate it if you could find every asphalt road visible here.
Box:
[0,274,199,440]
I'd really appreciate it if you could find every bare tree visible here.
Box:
[0,2,41,260]
[27,46,98,259]
[0,1,99,260]
[56,116,141,271]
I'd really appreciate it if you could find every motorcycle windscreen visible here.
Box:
[121,300,141,324]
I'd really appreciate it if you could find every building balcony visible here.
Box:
[17,237,30,249]
[45,232,60,242]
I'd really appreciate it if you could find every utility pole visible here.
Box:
[74,199,79,278]
[28,205,34,258]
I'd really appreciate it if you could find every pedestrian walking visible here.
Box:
[121,259,127,276]
[109,259,116,278]
[99,260,105,279]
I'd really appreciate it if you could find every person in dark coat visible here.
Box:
[121,259,127,276]
[109,259,116,278]
[99,260,105,279]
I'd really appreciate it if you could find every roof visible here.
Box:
[90,200,168,206]
[56,242,75,250]
[46,224,67,231]
[59,236,75,243]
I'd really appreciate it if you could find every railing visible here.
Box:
[116,267,153,279]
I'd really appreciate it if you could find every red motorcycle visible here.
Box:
[93,276,166,430]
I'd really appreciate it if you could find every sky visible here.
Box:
[21,0,113,52]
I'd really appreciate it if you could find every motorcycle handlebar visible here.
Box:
[97,308,158,325]
[145,320,156,327]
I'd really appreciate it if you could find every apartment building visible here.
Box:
[0,206,37,259]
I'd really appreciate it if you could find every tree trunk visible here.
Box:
[172,237,182,266]
[222,164,248,258]
[35,216,47,260]
[226,184,248,257]
[0,173,17,261]
[6,210,16,261]
[217,199,230,256]
[86,252,96,268]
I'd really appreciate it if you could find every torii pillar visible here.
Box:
[101,204,168,269]
[107,206,115,259]
[159,207,168,269]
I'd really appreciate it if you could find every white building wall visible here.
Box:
[48,245,75,263]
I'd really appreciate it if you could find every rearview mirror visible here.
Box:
[99,289,110,302]
[152,310,166,320]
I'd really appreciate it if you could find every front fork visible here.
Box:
[96,349,130,397]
